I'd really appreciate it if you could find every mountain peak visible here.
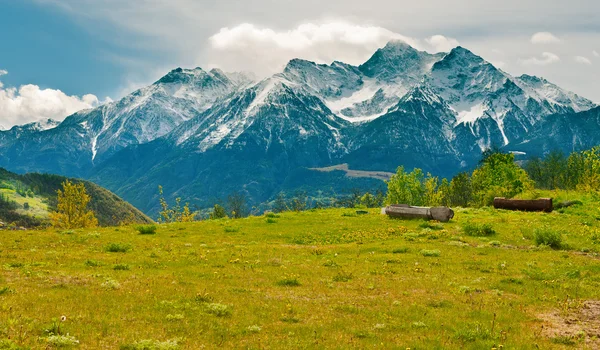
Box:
[154,67,207,85]
[359,41,442,83]
[381,40,415,51]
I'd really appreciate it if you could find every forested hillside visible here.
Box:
[0,168,152,227]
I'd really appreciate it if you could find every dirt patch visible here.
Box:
[309,163,394,181]
[538,300,600,346]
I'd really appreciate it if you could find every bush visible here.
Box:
[105,243,132,253]
[113,264,130,271]
[135,225,157,235]
[205,303,232,317]
[534,227,563,249]
[462,222,496,237]
[277,277,301,287]
[120,339,180,350]
[392,247,410,254]
[420,249,441,257]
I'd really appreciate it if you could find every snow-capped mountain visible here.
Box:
[0,67,255,175]
[0,41,596,214]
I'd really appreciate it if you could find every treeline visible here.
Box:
[387,146,600,208]
[157,187,386,222]
[387,150,532,208]
[524,147,600,191]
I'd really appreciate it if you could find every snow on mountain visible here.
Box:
[422,46,595,147]
[0,39,597,207]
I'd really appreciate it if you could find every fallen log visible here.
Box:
[384,205,454,222]
[493,197,553,212]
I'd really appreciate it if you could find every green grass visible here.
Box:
[1,190,600,348]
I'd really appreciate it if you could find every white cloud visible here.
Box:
[0,72,108,128]
[207,22,420,76]
[425,35,460,53]
[207,22,462,76]
[531,32,561,44]
[0,70,7,77]
[574,56,592,65]
[521,52,561,65]
[594,50,600,58]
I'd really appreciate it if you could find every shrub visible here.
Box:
[419,221,443,230]
[534,227,563,249]
[46,334,80,347]
[224,226,240,233]
[277,277,301,287]
[101,278,121,290]
[0,286,14,295]
[105,243,132,253]
[113,264,130,271]
[209,204,228,220]
[392,247,410,254]
[333,271,353,282]
[205,303,231,317]
[135,225,157,235]
[420,249,441,257]
[462,222,496,237]
[266,218,277,224]
[0,339,24,349]
[120,339,180,350]
[84,260,102,267]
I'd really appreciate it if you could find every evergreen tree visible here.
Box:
[209,204,228,219]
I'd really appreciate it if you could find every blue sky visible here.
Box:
[1,0,599,128]
[1,1,120,97]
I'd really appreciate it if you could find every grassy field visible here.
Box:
[1,191,600,349]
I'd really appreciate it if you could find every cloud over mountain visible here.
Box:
[0,71,109,128]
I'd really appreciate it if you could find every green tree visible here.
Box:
[50,180,98,229]
[449,172,472,207]
[471,151,533,207]
[273,192,288,213]
[227,192,248,218]
[386,166,426,206]
[577,146,600,191]
[209,204,228,219]
[290,191,308,212]
[360,192,377,208]
[157,185,196,223]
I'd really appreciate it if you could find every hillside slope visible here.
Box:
[0,168,152,227]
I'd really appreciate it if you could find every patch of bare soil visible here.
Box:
[538,300,600,347]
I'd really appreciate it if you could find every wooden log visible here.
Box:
[493,197,553,212]
[384,205,454,222]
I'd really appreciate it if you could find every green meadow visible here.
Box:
[1,190,600,349]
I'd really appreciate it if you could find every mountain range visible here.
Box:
[0,41,597,215]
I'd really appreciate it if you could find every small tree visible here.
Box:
[157,185,196,223]
[290,191,308,212]
[209,204,228,219]
[227,192,248,219]
[449,172,472,207]
[273,192,288,213]
[471,151,533,206]
[360,192,377,208]
[50,180,98,229]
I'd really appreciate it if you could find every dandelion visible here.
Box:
[60,315,67,322]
